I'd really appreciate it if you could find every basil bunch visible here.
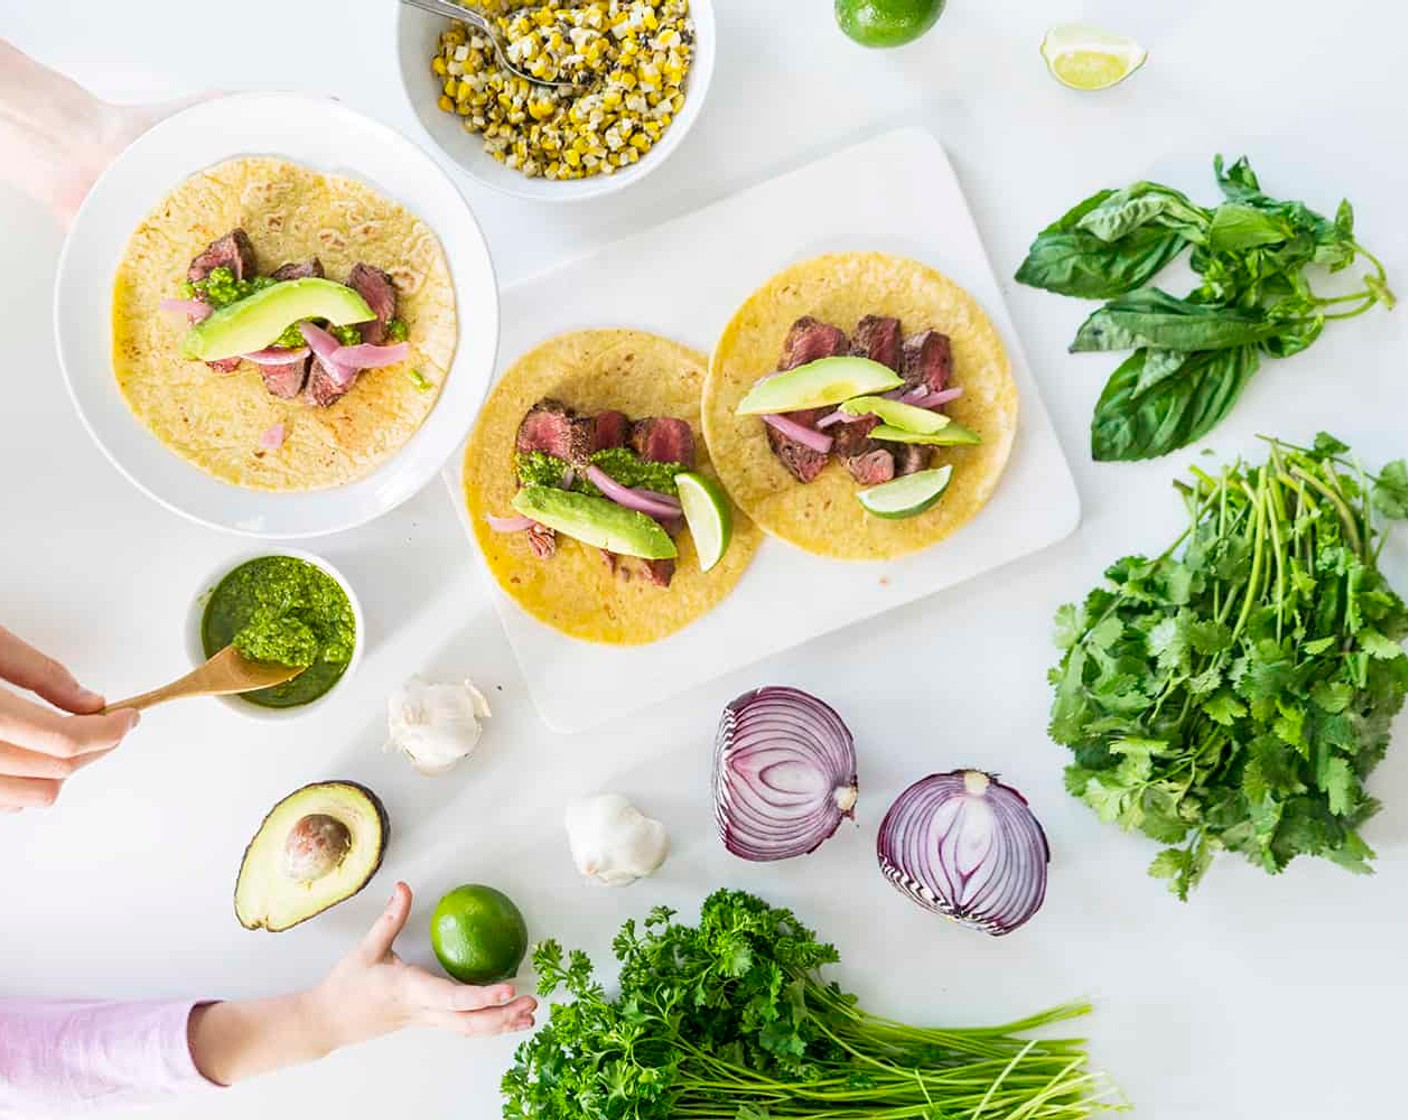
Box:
[1018,157,1395,461]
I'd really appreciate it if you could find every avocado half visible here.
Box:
[234,780,389,932]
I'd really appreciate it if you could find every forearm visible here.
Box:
[187,988,342,1086]
[0,999,215,1116]
[0,39,128,216]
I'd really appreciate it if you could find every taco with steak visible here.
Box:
[112,156,456,491]
[702,251,1018,560]
[462,329,759,645]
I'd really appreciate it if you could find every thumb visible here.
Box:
[358,881,412,961]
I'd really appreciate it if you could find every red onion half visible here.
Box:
[877,770,1048,936]
[713,686,858,862]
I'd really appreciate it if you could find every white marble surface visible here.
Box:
[2,2,1406,1118]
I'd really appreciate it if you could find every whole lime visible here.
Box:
[429,884,528,985]
[836,0,946,48]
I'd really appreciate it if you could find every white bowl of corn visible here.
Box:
[397,0,714,202]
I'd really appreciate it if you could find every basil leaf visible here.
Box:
[1208,204,1290,253]
[1131,348,1188,396]
[1091,346,1260,461]
[1074,182,1209,243]
[1214,154,1262,201]
[1072,290,1280,353]
[1016,225,1190,299]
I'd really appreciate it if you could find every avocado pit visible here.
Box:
[282,813,352,883]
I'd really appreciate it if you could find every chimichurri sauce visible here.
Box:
[201,556,356,709]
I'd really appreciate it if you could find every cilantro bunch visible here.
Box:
[1051,435,1408,898]
[503,890,1116,1120]
[1017,157,1396,460]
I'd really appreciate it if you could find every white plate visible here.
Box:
[444,127,1081,732]
[54,92,499,538]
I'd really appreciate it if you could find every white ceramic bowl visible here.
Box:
[396,0,715,202]
[55,92,500,538]
[186,549,365,721]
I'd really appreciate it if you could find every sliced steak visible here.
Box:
[260,356,310,399]
[902,330,953,393]
[629,417,695,467]
[187,229,256,283]
[206,357,243,374]
[526,523,556,559]
[850,315,902,371]
[830,414,880,458]
[641,558,676,587]
[766,425,829,483]
[347,263,397,345]
[764,318,850,482]
[270,258,325,281]
[845,448,895,486]
[888,442,933,476]
[305,358,357,408]
[779,316,849,370]
[831,414,893,485]
[516,399,594,462]
[591,410,628,451]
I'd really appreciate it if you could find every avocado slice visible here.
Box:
[512,486,678,559]
[839,396,952,435]
[869,421,982,446]
[735,356,904,415]
[183,279,375,362]
[234,780,388,932]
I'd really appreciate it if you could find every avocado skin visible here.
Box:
[234,780,390,932]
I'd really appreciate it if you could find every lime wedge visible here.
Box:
[840,396,951,435]
[675,472,732,573]
[736,357,904,416]
[857,465,953,519]
[871,422,981,446]
[1040,24,1147,91]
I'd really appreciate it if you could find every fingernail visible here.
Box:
[79,688,105,709]
[125,709,141,729]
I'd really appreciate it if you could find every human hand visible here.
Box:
[189,882,538,1086]
[308,882,538,1049]
[0,625,138,811]
[0,39,210,224]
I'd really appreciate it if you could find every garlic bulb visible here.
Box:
[564,794,669,887]
[386,678,491,775]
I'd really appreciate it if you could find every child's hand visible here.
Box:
[308,882,538,1050]
[189,882,538,1086]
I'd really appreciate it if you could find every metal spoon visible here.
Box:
[102,646,304,713]
[401,0,581,90]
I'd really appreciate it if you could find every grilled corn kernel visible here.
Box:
[429,0,694,182]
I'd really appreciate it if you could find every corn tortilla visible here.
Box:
[112,157,456,491]
[463,330,760,645]
[703,253,1018,560]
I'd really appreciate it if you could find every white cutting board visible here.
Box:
[444,127,1080,732]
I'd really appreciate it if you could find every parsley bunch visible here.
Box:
[1051,435,1408,898]
[502,890,1116,1120]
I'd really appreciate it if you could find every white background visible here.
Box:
[2,2,1407,1119]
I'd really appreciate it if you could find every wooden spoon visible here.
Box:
[103,646,305,713]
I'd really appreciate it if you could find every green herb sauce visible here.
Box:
[385,317,410,343]
[201,556,356,709]
[514,448,683,497]
[330,323,362,347]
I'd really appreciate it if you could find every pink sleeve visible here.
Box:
[0,1000,220,1116]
